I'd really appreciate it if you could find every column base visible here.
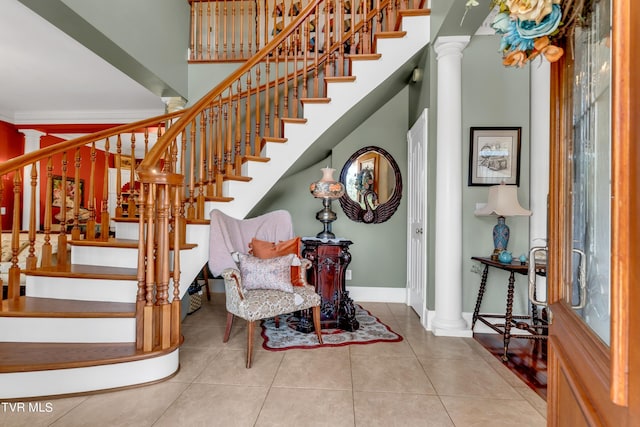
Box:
[430,316,473,337]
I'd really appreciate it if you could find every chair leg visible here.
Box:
[202,265,211,301]
[246,320,255,368]
[312,306,323,344]
[223,312,234,343]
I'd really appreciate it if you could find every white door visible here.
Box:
[406,109,428,322]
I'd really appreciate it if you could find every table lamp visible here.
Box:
[474,182,531,260]
[309,167,345,239]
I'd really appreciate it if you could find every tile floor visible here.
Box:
[0,294,547,426]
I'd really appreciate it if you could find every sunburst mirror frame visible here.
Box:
[338,146,402,224]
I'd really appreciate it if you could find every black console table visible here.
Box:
[471,256,547,361]
[300,238,359,331]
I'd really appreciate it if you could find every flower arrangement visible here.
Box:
[490,0,565,67]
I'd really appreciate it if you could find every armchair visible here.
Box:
[221,257,323,368]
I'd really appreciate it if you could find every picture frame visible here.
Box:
[468,127,522,186]
[52,175,85,208]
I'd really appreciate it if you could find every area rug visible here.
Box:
[261,305,403,350]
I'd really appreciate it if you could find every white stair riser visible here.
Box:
[0,317,136,343]
[0,349,179,399]
[207,15,430,220]
[71,246,138,268]
[25,276,138,303]
[113,221,139,240]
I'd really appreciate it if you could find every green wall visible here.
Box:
[253,87,410,289]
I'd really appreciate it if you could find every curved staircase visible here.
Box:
[0,3,430,399]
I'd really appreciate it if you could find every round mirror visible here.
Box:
[338,146,402,224]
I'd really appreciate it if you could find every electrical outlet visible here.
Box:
[345,269,352,280]
[470,264,483,275]
[0,207,5,215]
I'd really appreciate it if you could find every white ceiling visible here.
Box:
[0,0,166,125]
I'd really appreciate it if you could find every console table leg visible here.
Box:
[472,265,489,329]
[502,272,516,361]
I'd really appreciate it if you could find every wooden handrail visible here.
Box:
[140,0,324,171]
[0,111,183,176]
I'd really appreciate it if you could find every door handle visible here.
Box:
[571,247,587,309]
[528,246,548,307]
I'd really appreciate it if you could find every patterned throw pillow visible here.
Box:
[249,237,305,286]
[238,252,295,293]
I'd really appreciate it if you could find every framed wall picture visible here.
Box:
[468,127,522,186]
[52,175,84,208]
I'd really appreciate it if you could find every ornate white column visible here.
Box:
[162,97,187,113]
[529,59,550,301]
[20,130,45,230]
[431,36,472,337]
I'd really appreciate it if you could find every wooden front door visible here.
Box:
[546,0,640,424]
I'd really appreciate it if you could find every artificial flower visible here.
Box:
[499,18,536,52]
[491,12,512,34]
[505,0,560,24]
[502,50,528,67]
[533,36,564,62]
[516,4,562,38]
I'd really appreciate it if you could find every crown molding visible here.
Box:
[11,108,166,125]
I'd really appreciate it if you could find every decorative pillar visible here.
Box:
[431,36,472,337]
[20,130,45,231]
[162,97,187,113]
[529,59,550,301]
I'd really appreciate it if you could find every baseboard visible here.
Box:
[346,286,407,303]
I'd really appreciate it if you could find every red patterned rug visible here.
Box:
[261,305,403,350]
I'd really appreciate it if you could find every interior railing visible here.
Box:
[0,0,426,353]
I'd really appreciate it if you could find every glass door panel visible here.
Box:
[570,0,612,345]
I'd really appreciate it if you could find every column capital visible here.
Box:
[19,129,45,152]
[434,36,471,60]
[162,97,187,113]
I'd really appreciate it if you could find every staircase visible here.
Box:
[0,3,430,399]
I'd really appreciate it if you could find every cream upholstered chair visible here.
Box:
[220,254,323,368]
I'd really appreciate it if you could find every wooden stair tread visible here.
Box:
[186,218,211,225]
[0,296,135,318]
[67,238,197,251]
[281,117,307,124]
[243,155,270,163]
[300,97,331,103]
[262,136,287,143]
[205,196,234,202]
[325,76,356,83]
[111,217,138,223]
[24,263,138,280]
[374,30,407,39]
[348,53,382,61]
[223,175,252,182]
[0,341,180,373]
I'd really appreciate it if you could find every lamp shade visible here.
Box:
[474,183,531,217]
[309,167,345,199]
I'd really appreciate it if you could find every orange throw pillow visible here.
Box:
[250,237,305,286]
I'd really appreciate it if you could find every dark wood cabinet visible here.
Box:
[301,238,359,331]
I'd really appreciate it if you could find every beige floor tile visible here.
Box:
[256,387,354,427]
[351,355,436,394]
[354,391,454,427]
[194,348,283,386]
[50,381,189,427]
[356,302,394,317]
[386,303,418,318]
[419,358,518,399]
[0,397,87,427]
[273,347,352,390]
[154,383,269,427]
[407,333,482,360]
[440,395,546,427]
[514,386,547,418]
[169,346,220,383]
[348,339,415,357]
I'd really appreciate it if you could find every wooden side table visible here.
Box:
[301,238,359,331]
[471,256,547,361]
